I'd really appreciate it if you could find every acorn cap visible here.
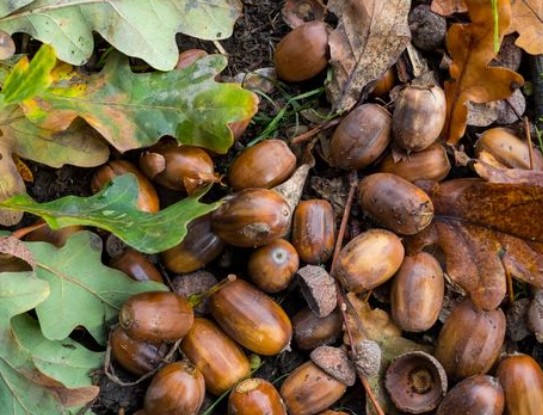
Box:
[297,265,337,318]
[351,339,381,378]
[310,346,356,386]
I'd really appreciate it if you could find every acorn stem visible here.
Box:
[188,274,237,307]
[329,170,385,415]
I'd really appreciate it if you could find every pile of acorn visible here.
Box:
[25,15,543,415]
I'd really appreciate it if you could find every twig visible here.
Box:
[291,118,342,145]
[11,222,47,240]
[524,116,535,170]
[212,40,228,56]
[329,171,385,415]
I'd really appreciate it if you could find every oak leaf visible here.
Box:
[326,0,411,112]
[443,0,524,145]
[411,165,543,310]
[431,0,467,15]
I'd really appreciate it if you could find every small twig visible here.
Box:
[328,171,385,415]
[11,222,47,240]
[524,117,535,170]
[291,118,342,145]
[212,40,228,56]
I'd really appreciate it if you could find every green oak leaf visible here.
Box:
[0,44,55,106]
[0,107,110,226]
[0,0,242,71]
[22,53,258,153]
[0,174,220,253]
[0,0,34,18]
[25,231,168,343]
[0,271,99,414]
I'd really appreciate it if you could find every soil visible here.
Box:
[6,1,543,415]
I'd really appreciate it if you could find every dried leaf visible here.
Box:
[326,0,411,112]
[507,1,543,54]
[0,30,15,60]
[345,293,431,415]
[423,173,543,310]
[431,0,467,15]
[282,0,326,29]
[443,0,524,145]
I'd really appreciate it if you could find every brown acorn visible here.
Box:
[292,307,342,351]
[25,222,84,247]
[371,68,396,97]
[436,375,504,415]
[110,249,164,283]
[228,378,287,415]
[161,215,224,273]
[391,252,444,332]
[144,361,205,415]
[209,278,292,355]
[358,173,434,235]
[119,291,194,344]
[393,85,446,152]
[333,229,405,293]
[497,354,543,415]
[274,21,329,82]
[378,143,451,182]
[211,188,291,248]
[435,298,506,379]
[180,318,251,395]
[228,139,297,191]
[91,160,159,213]
[139,144,217,193]
[247,239,299,293]
[475,127,543,170]
[292,199,336,265]
[110,326,168,376]
[280,361,346,415]
[330,103,392,170]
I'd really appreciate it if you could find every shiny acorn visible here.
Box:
[371,68,396,97]
[110,249,164,283]
[25,222,84,247]
[119,291,194,344]
[211,188,291,248]
[144,361,205,415]
[91,160,159,213]
[247,239,299,293]
[292,199,336,265]
[228,139,297,191]
[274,21,329,82]
[181,317,250,395]
[292,307,342,351]
[209,278,292,355]
[228,378,287,415]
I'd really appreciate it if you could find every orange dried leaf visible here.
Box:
[431,0,467,16]
[510,0,543,55]
[443,0,524,145]
[13,155,33,183]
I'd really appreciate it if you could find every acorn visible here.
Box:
[25,222,84,247]
[91,160,159,213]
[358,173,434,235]
[161,215,224,273]
[393,85,446,152]
[180,318,251,395]
[119,291,194,344]
[228,378,287,415]
[436,375,504,415]
[110,326,168,376]
[333,229,405,293]
[475,127,543,170]
[497,354,543,415]
[228,139,297,191]
[211,188,291,248]
[378,143,451,182]
[435,298,506,379]
[292,307,342,350]
[391,252,444,332]
[385,351,447,414]
[209,278,292,355]
[274,21,329,82]
[280,361,347,415]
[247,239,299,293]
[371,68,396,97]
[330,104,392,170]
[110,249,164,283]
[292,199,336,265]
[144,361,205,415]
[139,144,218,193]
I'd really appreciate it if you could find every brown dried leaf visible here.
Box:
[345,293,431,415]
[509,0,543,54]
[0,30,14,60]
[326,0,411,112]
[282,0,327,29]
[431,0,467,15]
[443,0,524,145]
[424,173,543,310]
